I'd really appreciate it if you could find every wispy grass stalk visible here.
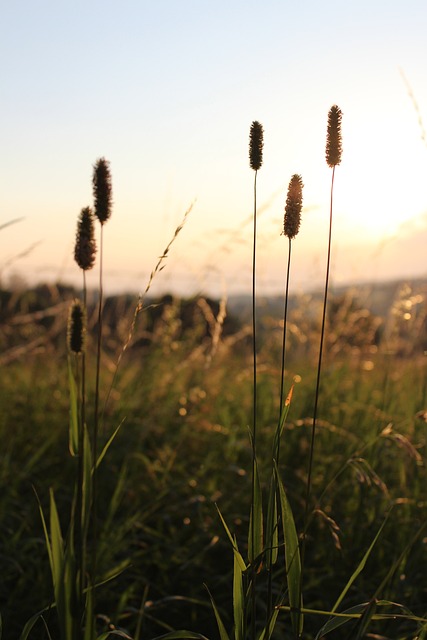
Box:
[279,174,303,444]
[265,175,303,633]
[299,105,343,633]
[92,156,113,614]
[249,120,264,640]
[103,201,193,414]
[306,104,342,498]
[67,298,86,639]
[72,205,96,625]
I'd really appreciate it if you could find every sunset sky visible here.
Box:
[1,0,427,297]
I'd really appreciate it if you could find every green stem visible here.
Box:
[92,224,104,608]
[251,169,258,640]
[299,165,335,638]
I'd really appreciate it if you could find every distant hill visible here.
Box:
[226,277,427,322]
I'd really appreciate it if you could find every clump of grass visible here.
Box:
[207,105,426,640]
[15,155,196,639]
[248,120,264,640]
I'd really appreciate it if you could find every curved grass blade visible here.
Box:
[257,606,280,640]
[19,606,54,640]
[216,505,247,572]
[314,602,373,638]
[272,385,293,458]
[206,586,231,640]
[331,516,388,613]
[265,474,278,570]
[275,464,303,637]
[151,632,210,640]
[94,419,125,471]
[314,599,426,638]
[351,599,377,640]
[233,535,245,640]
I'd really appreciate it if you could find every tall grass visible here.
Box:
[206,106,426,640]
[0,106,426,640]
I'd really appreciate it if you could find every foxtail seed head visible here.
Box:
[326,105,343,168]
[249,121,264,171]
[284,174,303,239]
[93,157,112,224]
[74,207,96,270]
[67,300,85,354]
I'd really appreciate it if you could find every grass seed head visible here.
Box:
[283,174,303,239]
[74,206,96,270]
[326,105,343,168]
[249,121,264,171]
[67,299,86,354]
[93,157,112,224]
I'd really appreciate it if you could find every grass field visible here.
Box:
[1,280,426,639]
[1,116,426,640]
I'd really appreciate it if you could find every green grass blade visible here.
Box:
[35,490,54,580]
[96,632,132,639]
[272,385,293,457]
[331,516,388,613]
[84,580,96,640]
[94,419,125,471]
[352,599,377,640]
[418,620,427,640]
[68,356,79,456]
[314,602,372,638]
[265,473,278,570]
[216,505,247,571]
[206,587,231,640]
[49,489,64,590]
[233,535,244,640]
[275,465,303,637]
[19,609,49,640]
[151,632,210,640]
[248,459,263,564]
[257,607,280,640]
[49,489,71,638]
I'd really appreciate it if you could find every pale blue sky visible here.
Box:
[1,1,427,296]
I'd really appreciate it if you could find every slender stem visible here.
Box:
[266,237,293,633]
[252,171,258,448]
[298,166,335,638]
[251,169,258,640]
[92,224,104,599]
[73,353,83,637]
[278,237,292,461]
[76,271,87,620]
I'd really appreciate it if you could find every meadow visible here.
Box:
[0,113,426,640]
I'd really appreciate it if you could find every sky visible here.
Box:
[1,0,427,298]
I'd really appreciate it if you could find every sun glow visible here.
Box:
[336,116,427,241]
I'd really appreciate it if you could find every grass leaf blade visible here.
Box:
[233,535,245,640]
[206,587,231,640]
[332,516,388,613]
[276,465,303,636]
[216,505,247,571]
